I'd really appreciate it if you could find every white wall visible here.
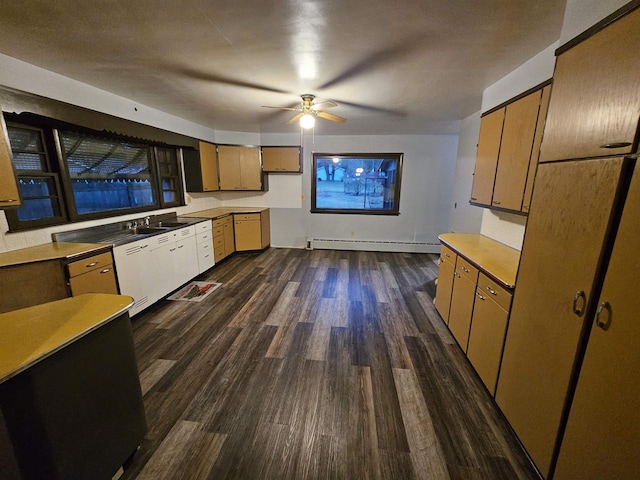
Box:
[560,0,629,44]
[263,132,459,249]
[447,111,483,234]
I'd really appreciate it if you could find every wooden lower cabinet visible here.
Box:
[495,157,626,476]
[234,210,270,251]
[553,159,640,480]
[447,258,478,351]
[434,245,456,323]
[212,215,234,262]
[67,251,118,297]
[466,274,512,395]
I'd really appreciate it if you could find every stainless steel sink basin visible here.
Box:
[155,221,190,227]
[130,226,171,235]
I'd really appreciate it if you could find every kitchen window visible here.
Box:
[311,153,403,215]
[4,115,185,231]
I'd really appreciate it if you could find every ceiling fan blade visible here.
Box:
[334,99,406,117]
[286,113,304,125]
[317,111,347,123]
[312,101,338,111]
[261,106,301,111]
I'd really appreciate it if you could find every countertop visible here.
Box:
[438,233,520,289]
[0,242,111,268]
[183,206,269,219]
[0,293,134,384]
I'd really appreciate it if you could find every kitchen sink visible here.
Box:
[130,226,171,235]
[155,221,191,227]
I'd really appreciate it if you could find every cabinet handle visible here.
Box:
[443,252,450,258]
[572,290,587,317]
[486,286,497,296]
[599,142,632,149]
[178,245,184,248]
[86,262,98,268]
[460,265,469,273]
[470,197,478,201]
[100,268,111,274]
[0,198,18,203]
[475,292,486,301]
[595,301,612,330]
[493,201,501,205]
[170,248,176,252]
[140,244,148,249]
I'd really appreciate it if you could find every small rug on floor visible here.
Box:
[167,281,222,302]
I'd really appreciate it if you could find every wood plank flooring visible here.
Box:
[121,248,540,480]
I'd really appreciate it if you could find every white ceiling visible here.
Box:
[0,0,566,135]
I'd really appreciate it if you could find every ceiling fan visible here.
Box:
[262,94,347,129]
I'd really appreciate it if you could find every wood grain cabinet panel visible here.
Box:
[492,89,544,211]
[495,157,626,477]
[447,258,478,351]
[261,146,302,173]
[183,141,219,192]
[434,245,456,323]
[0,111,21,208]
[470,108,504,206]
[522,85,551,213]
[68,264,118,296]
[218,145,264,191]
[553,162,640,480]
[540,7,640,162]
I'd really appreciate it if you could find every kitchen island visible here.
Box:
[0,294,146,480]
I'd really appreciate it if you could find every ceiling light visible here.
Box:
[300,113,315,129]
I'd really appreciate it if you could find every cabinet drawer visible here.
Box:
[212,215,232,228]
[213,235,225,250]
[213,226,224,237]
[440,245,456,266]
[197,239,213,253]
[455,257,478,283]
[477,273,512,311]
[196,220,212,232]
[69,263,118,296]
[197,231,212,244]
[234,213,260,221]
[198,249,215,271]
[67,251,113,277]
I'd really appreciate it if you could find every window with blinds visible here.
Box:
[59,131,157,215]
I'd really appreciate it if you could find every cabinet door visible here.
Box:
[522,85,551,213]
[113,240,153,316]
[470,108,504,206]
[262,146,302,172]
[199,141,219,191]
[0,112,21,207]
[175,235,198,285]
[466,288,509,395]
[495,157,626,476]
[553,163,640,480]
[218,145,243,190]
[448,259,479,351]
[491,90,543,211]
[234,216,262,251]
[540,8,640,162]
[238,146,262,190]
[260,210,270,249]
[434,245,456,323]
[69,264,118,296]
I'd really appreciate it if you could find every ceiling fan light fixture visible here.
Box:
[300,113,316,129]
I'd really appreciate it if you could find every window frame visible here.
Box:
[4,123,68,229]
[311,152,403,215]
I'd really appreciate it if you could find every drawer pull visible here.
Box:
[0,198,18,203]
[600,142,631,149]
[475,292,486,301]
[170,248,176,252]
[178,245,184,249]
[86,262,98,268]
[470,197,477,201]
[492,201,501,205]
[486,286,497,295]
[460,265,469,273]
[443,252,450,258]
[595,302,612,330]
[572,290,587,317]
[140,244,149,249]
[100,268,111,274]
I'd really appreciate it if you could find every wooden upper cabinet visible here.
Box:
[470,108,504,206]
[0,112,21,208]
[522,85,551,213]
[540,7,640,162]
[492,89,546,211]
[183,141,219,192]
[218,145,264,191]
[262,146,302,173]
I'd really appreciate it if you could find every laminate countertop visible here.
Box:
[183,206,269,220]
[438,233,520,289]
[0,293,133,384]
[0,242,110,268]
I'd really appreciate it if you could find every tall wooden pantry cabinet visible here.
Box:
[495,5,640,479]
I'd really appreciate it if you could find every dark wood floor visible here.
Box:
[121,248,540,480]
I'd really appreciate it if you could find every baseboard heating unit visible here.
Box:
[306,238,439,254]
